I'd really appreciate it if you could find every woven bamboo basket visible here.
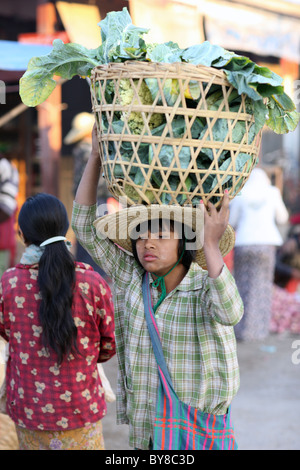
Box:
[90,61,262,208]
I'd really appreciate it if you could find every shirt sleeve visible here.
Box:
[206,264,244,326]
[72,201,134,288]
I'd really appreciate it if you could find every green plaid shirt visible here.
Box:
[72,202,243,450]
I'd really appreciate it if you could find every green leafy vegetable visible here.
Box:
[100,8,149,62]
[146,41,182,63]
[117,79,164,133]
[19,40,101,107]
[211,153,252,189]
[19,7,300,205]
[20,6,299,135]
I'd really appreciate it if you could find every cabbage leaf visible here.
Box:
[19,6,299,138]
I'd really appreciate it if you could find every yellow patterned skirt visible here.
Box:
[15,420,105,450]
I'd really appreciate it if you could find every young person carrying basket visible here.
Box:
[72,124,243,451]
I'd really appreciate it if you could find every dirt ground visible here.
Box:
[1,332,299,451]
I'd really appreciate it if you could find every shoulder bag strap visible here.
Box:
[142,272,176,393]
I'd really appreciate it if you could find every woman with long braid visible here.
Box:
[0,193,115,450]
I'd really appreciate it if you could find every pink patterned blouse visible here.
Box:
[0,261,115,431]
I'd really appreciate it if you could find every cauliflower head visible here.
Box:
[118,79,164,134]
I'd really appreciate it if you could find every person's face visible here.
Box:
[135,224,180,276]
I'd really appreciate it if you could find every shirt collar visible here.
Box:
[148,262,205,292]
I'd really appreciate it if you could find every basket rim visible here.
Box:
[90,60,228,82]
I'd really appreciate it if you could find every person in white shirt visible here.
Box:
[229,167,289,341]
[0,156,19,277]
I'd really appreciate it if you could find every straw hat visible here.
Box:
[64,113,94,145]
[94,204,235,269]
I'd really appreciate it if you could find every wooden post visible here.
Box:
[36,2,61,196]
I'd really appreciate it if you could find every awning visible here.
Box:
[0,40,53,81]
[199,0,300,63]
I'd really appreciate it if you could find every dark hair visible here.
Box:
[130,218,196,270]
[18,193,76,365]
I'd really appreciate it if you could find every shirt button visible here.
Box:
[149,399,153,404]
[155,314,159,319]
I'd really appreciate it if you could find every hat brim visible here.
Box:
[93,204,235,269]
[64,128,91,145]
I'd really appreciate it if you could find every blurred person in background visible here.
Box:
[229,168,289,341]
[64,113,111,281]
[0,155,19,277]
[274,214,300,291]
[271,214,300,335]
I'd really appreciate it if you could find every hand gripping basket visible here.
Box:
[90,61,262,208]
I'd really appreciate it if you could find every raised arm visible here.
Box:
[202,191,230,279]
[72,124,135,287]
[75,124,102,206]
[200,193,243,326]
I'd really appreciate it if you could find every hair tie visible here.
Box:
[40,236,67,247]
